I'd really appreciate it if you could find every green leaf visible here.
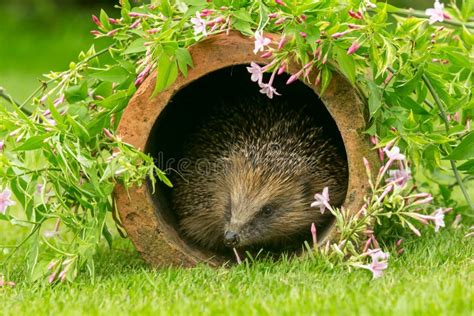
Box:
[334,47,355,84]
[67,115,90,142]
[175,48,193,77]
[396,96,430,115]
[153,53,178,95]
[446,132,474,160]
[233,8,254,23]
[394,68,424,96]
[100,9,112,30]
[65,81,88,103]
[368,81,382,116]
[182,0,207,5]
[121,0,131,21]
[320,67,332,95]
[14,134,51,151]
[97,90,130,110]
[90,66,130,84]
[160,0,173,17]
[458,159,474,173]
[93,82,113,98]
[123,38,148,55]
[232,19,253,35]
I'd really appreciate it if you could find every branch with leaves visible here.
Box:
[0,0,472,284]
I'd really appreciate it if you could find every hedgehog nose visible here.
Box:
[224,231,240,247]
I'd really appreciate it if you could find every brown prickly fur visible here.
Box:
[171,97,348,253]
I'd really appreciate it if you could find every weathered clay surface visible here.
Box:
[114,31,377,267]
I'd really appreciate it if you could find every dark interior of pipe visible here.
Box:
[145,64,348,261]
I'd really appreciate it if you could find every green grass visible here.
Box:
[1,229,473,315]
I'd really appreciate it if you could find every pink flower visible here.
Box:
[275,0,285,5]
[200,9,214,17]
[259,82,281,99]
[426,1,445,24]
[277,62,286,75]
[53,94,65,107]
[286,69,303,85]
[347,41,361,54]
[300,31,307,38]
[412,194,433,205]
[384,146,406,161]
[278,35,287,50]
[253,31,271,54]
[0,188,15,214]
[274,17,286,25]
[103,128,114,140]
[0,278,15,288]
[331,29,353,39]
[377,184,394,203]
[357,249,389,279]
[0,140,4,151]
[59,269,68,282]
[348,10,363,19]
[191,11,207,36]
[410,225,422,237]
[130,19,141,29]
[311,222,317,246]
[92,15,102,27]
[247,62,264,84]
[48,272,57,284]
[37,183,44,194]
[311,187,331,214]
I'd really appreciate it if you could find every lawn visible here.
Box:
[1,229,472,315]
[1,2,473,316]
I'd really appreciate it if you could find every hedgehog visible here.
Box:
[170,97,348,254]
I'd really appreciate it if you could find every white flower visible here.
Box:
[253,31,271,54]
[387,167,411,188]
[368,248,389,262]
[384,146,406,161]
[43,230,59,238]
[431,208,445,232]
[0,188,15,214]
[365,0,377,9]
[311,187,331,214]
[246,62,264,84]
[258,82,280,99]
[356,248,389,279]
[425,0,445,24]
[191,11,207,36]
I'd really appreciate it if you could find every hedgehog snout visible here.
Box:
[223,230,240,247]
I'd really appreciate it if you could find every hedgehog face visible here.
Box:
[221,157,323,249]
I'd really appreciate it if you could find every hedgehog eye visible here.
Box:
[261,205,274,217]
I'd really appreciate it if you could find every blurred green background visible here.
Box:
[0,0,435,102]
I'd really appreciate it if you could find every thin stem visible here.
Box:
[422,74,474,210]
[387,8,474,29]
[0,87,32,116]
[19,45,114,112]
[2,224,42,263]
